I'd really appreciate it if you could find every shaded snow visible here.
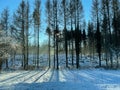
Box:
[0,69,120,90]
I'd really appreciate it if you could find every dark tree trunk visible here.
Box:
[37,27,40,69]
[116,54,119,68]
[0,59,2,71]
[56,36,59,70]
[6,59,8,68]
[75,29,80,68]
[48,34,51,68]
[54,35,56,69]
[99,53,101,67]
[65,29,68,68]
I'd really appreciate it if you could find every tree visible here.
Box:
[21,0,26,69]
[88,21,94,61]
[95,21,102,67]
[46,0,52,68]
[0,28,19,71]
[33,0,41,68]
[12,0,30,69]
[92,0,102,67]
[69,0,76,66]
[61,0,69,68]
[111,0,120,68]
[25,1,30,69]
[0,8,9,68]
[52,0,56,69]
[74,0,83,68]
[51,0,60,69]
[55,26,59,70]
[46,27,51,68]
[104,0,113,68]
[101,0,114,68]
[82,25,87,56]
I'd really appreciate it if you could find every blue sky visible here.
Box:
[0,0,92,20]
[82,0,92,22]
[0,0,92,44]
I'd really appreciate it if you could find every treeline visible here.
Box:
[0,0,120,70]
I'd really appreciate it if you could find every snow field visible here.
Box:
[0,54,120,90]
[0,69,120,90]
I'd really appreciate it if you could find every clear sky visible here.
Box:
[82,0,92,22]
[0,0,92,20]
[0,0,92,44]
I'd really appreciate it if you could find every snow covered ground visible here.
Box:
[0,68,120,90]
[0,54,120,90]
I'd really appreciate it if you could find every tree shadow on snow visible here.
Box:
[1,69,119,90]
[33,68,49,83]
[49,69,59,82]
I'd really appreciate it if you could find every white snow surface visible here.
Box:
[0,54,120,90]
[0,68,120,90]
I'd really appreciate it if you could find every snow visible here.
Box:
[0,68,120,90]
[0,54,120,90]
